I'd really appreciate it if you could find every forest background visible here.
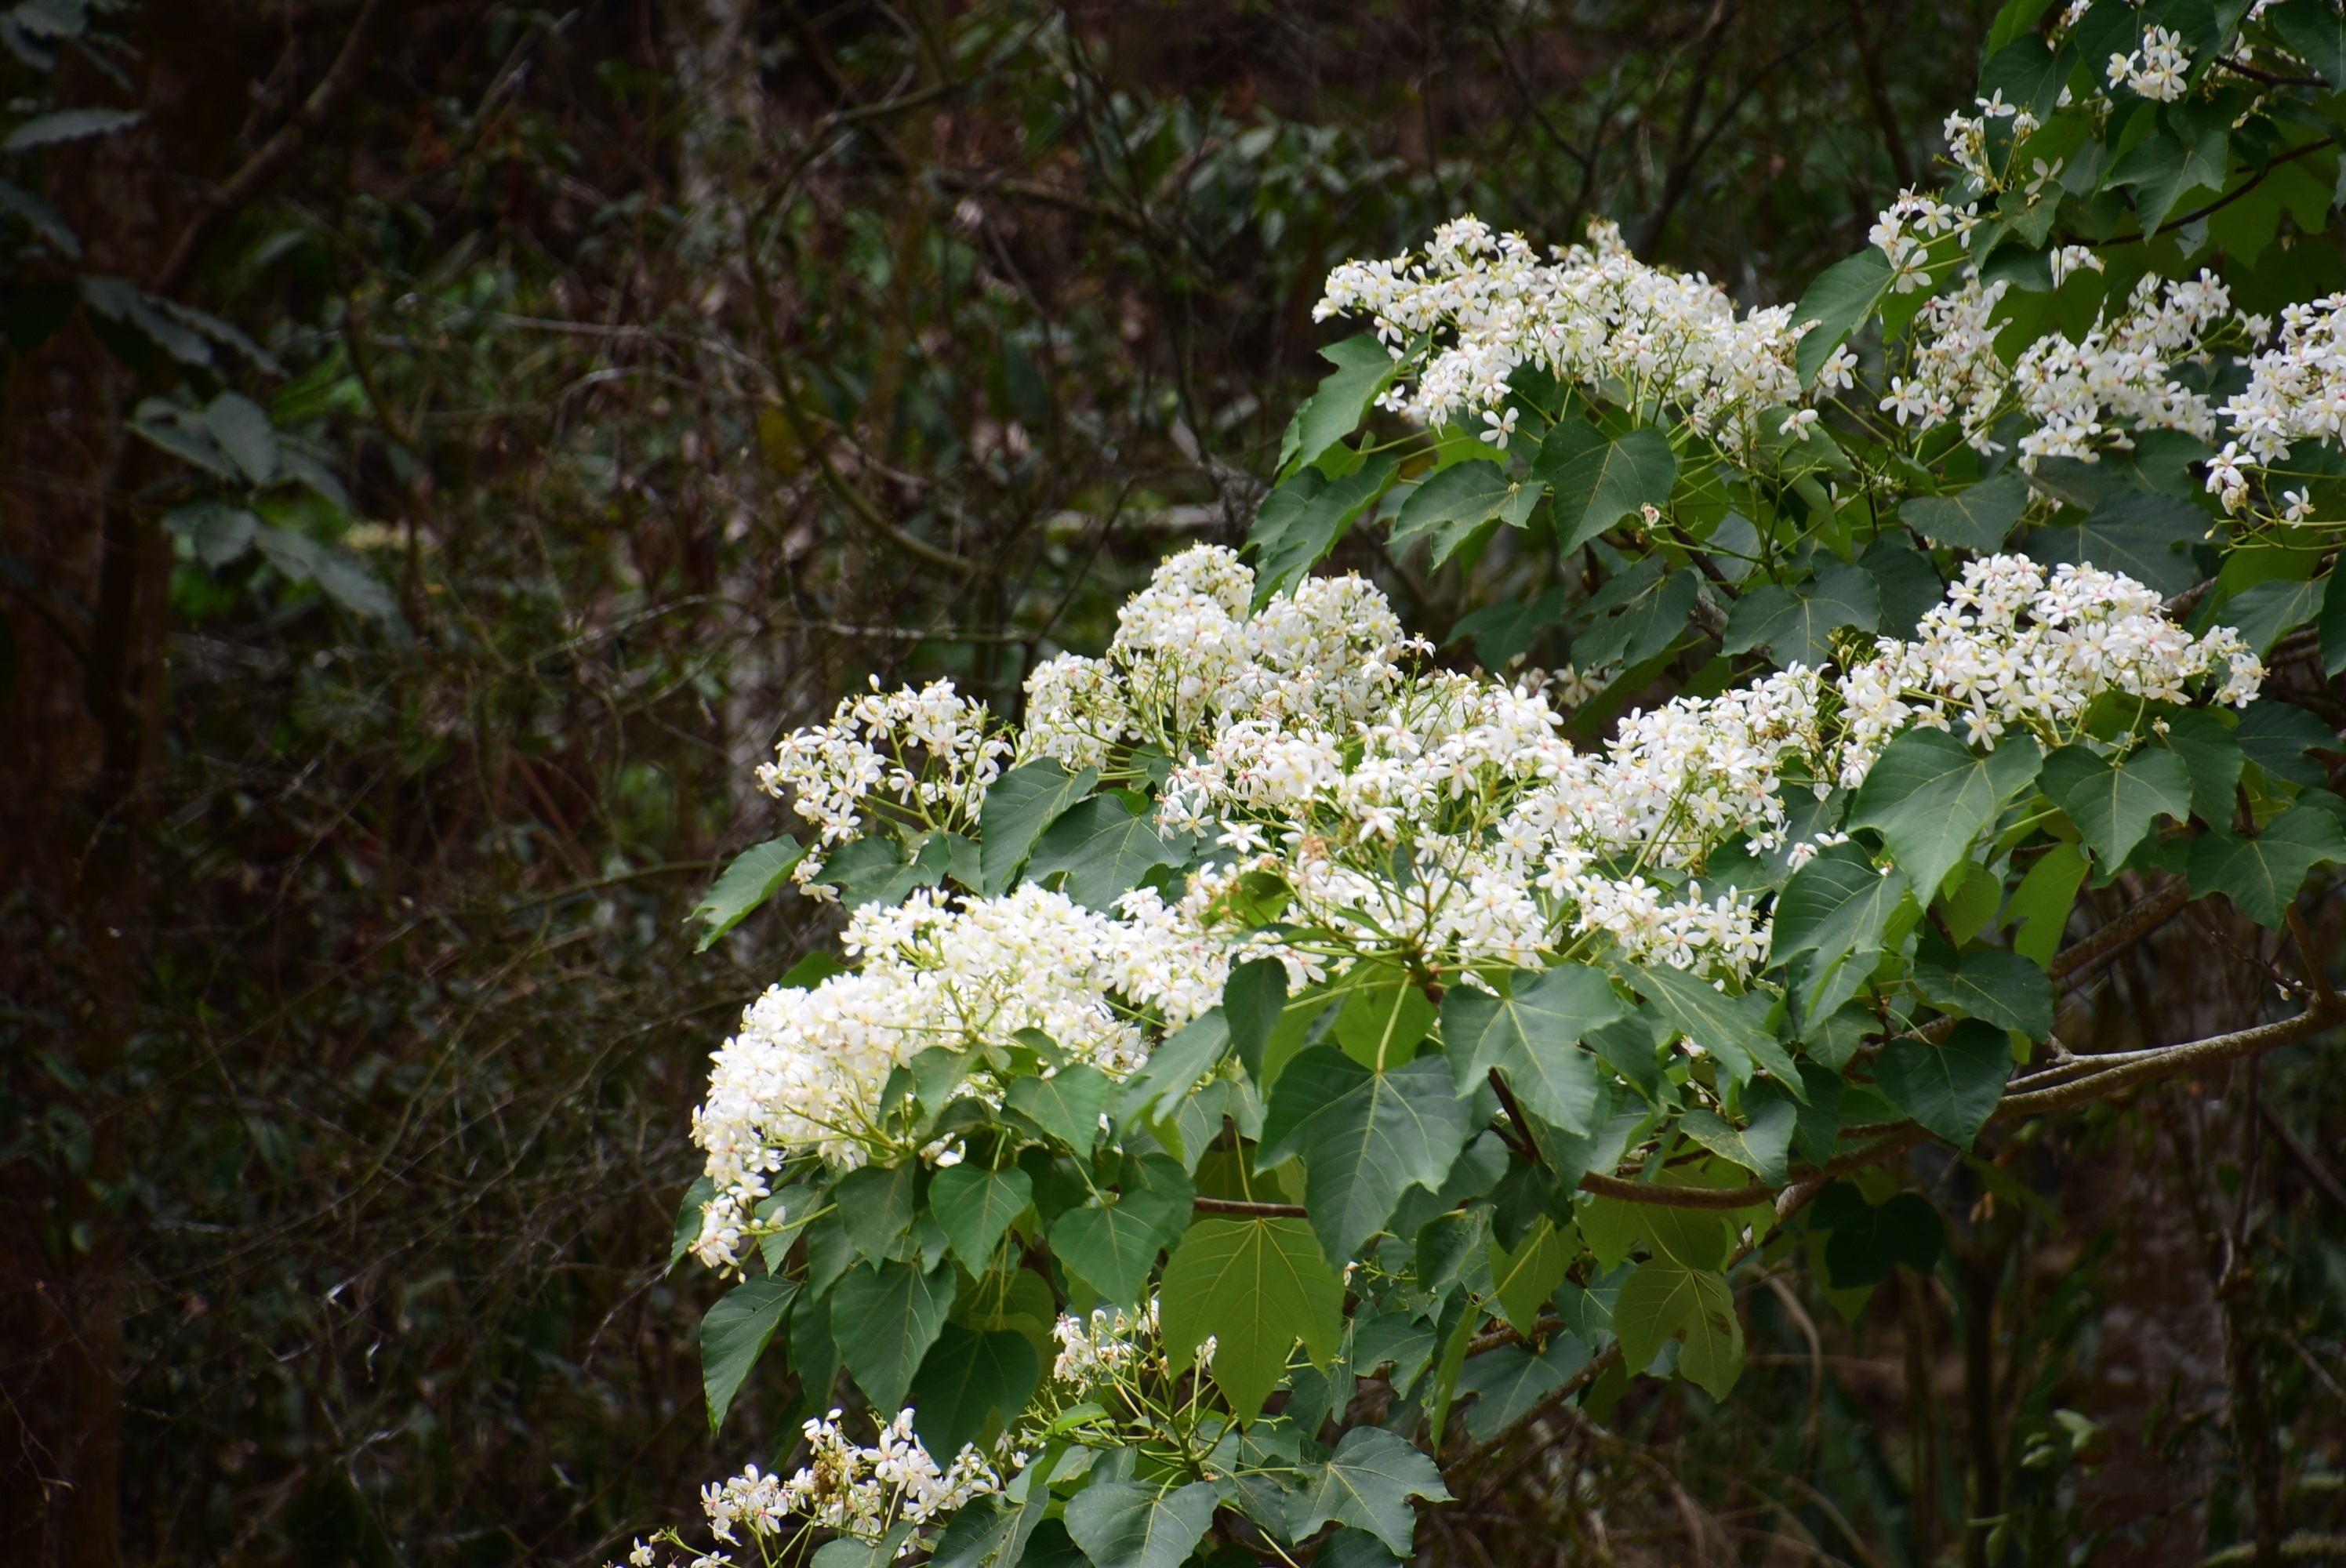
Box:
[1,2,2340,1568]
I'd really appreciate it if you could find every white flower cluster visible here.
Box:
[2210,293,2346,511]
[1942,90,2042,191]
[1313,215,1811,443]
[1868,191,1976,295]
[689,884,1227,1265]
[1836,554,2261,783]
[757,678,1011,893]
[628,1412,1003,1566]
[1051,1299,1213,1390]
[1023,545,1416,771]
[1884,267,2243,467]
[2107,24,2192,100]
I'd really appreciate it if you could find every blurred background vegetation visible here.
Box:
[2,2,2340,1566]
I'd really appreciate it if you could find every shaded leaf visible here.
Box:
[703,1277,797,1430]
[1902,473,2028,551]
[1291,335,1402,474]
[1625,960,1799,1093]
[2025,490,2205,597]
[1260,1050,1473,1264]
[2,105,142,150]
[1066,1480,1221,1568]
[1285,1426,1451,1555]
[979,760,1099,895]
[2039,743,2192,868]
[1251,453,1396,604]
[1613,1259,1743,1398]
[1677,1102,1795,1185]
[205,391,278,484]
[2236,700,2339,789]
[1720,562,1880,668]
[1873,1018,2010,1149]
[831,1259,955,1414]
[689,837,807,951]
[929,1165,1033,1272]
[1488,1216,1574,1334]
[1440,964,1626,1133]
[1848,725,2043,902]
[1225,959,1288,1081]
[1027,793,1191,911]
[1912,944,2054,1037]
[909,1323,1038,1457]
[1535,423,1680,554]
[1447,585,1567,671]
[2188,808,2346,927]
[1792,246,1895,386]
[1390,459,1542,563]
[1006,1064,1111,1152]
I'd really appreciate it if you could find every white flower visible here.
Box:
[1480,405,1521,448]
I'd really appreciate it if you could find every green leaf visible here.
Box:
[2319,566,2346,677]
[702,1277,797,1430]
[204,391,278,485]
[1874,1018,2010,1149]
[1912,945,2054,1038]
[689,837,808,951]
[812,1523,917,1568]
[831,1259,955,1414]
[164,499,262,568]
[1534,423,1680,554]
[2,106,143,151]
[0,176,79,257]
[1251,453,1397,604]
[909,1323,1038,1458]
[1454,1333,1591,1444]
[1626,960,1799,1093]
[1447,586,1567,671]
[930,1493,1051,1568]
[1792,245,1896,387]
[979,760,1100,895]
[1391,459,1542,565]
[836,1162,917,1265]
[1902,474,2028,551]
[1488,1216,1574,1334]
[1291,335,1403,474]
[1158,1218,1343,1420]
[1285,1426,1451,1556]
[1677,1102,1795,1185]
[2217,576,2326,657]
[1439,964,1627,1133]
[2237,701,2340,789]
[1810,1184,1946,1289]
[1005,1064,1111,1152]
[2025,490,2206,598]
[1225,959,1289,1081]
[2188,808,2346,927]
[1770,841,1911,1018]
[1259,1051,1473,1263]
[1065,1480,1221,1568]
[2006,840,2089,966]
[1027,794,1190,911]
[1572,561,1701,673]
[1613,1260,1744,1398]
[1331,964,1437,1069]
[1849,726,2043,904]
[2160,707,2245,823]
[1119,1010,1232,1127]
[1720,562,1881,668]
[929,1165,1034,1272]
[2039,744,2192,867]
[2105,114,2229,235]
[1979,33,2073,115]
[1048,1152,1193,1305]
[2274,0,2346,88]
[670,1174,717,1271]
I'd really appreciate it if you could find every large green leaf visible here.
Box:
[689,836,807,951]
[928,1165,1034,1273]
[1911,944,2054,1038]
[835,1161,917,1265]
[2274,0,2346,89]
[930,1492,1051,1568]
[1488,1216,1574,1334]
[908,1323,1038,1458]
[1158,1218,1343,1420]
[1535,422,1680,554]
[1770,840,1911,1012]
[1251,453,1397,604]
[1390,458,1542,567]
[2105,114,2228,236]
[1849,726,2043,903]
[831,1260,955,1414]
[1290,334,1403,474]
[1676,1102,1795,1185]
[1720,562,1881,668]
[1065,1481,1218,1568]
[1026,793,1191,911]
[2188,808,2346,927]
[1613,1259,1744,1398]
[1901,473,2028,551]
[1572,559,1701,673]
[1118,1010,1232,1126]
[1454,1332,1592,1444]
[204,391,278,484]
[2159,707,2245,823]
[1224,958,1290,1080]
[1447,586,1567,671]
[1440,964,1626,1133]
[2236,701,2340,789]
[1873,1018,2010,1149]
[1259,1050,1474,1263]
[1284,1426,1452,1555]
[1792,245,1896,385]
[1047,1153,1193,1305]
[2006,840,2089,966]
[1005,1064,1112,1152]
[2039,743,2192,867]
[979,760,1099,895]
[2217,576,2326,657]
[701,1277,797,1430]
[2024,490,2205,597]
[1978,32,2073,115]
[1625,960,1800,1093]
